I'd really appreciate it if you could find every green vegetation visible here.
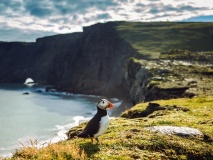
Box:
[122,96,213,137]
[7,96,213,160]
[129,50,213,98]
[115,22,213,58]
[2,22,213,160]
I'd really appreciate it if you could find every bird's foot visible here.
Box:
[95,137,99,144]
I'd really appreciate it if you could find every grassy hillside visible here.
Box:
[8,96,213,160]
[115,22,213,58]
[2,21,213,160]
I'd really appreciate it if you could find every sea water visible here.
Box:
[0,84,122,157]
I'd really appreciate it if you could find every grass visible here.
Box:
[5,96,213,160]
[7,140,86,160]
[121,96,213,137]
[115,22,213,58]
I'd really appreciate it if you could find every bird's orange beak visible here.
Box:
[106,101,114,109]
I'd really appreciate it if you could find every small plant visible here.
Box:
[11,139,87,160]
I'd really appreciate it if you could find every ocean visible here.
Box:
[0,84,122,157]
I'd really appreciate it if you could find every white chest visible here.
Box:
[94,115,110,138]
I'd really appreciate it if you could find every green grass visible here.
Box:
[6,96,213,160]
[115,22,213,58]
[122,96,213,137]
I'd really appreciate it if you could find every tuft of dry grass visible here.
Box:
[10,139,87,160]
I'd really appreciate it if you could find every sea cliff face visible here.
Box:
[0,22,139,99]
[0,21,213,102]
[49,22,140,98]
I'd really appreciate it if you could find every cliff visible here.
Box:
[0,22,139,99]
[0,22,213,101]
[53,22,139,98]
[127,50,213,104]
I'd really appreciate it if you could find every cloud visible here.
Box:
[0,26,57,42]
[0,0,213,42]
[0,0,22,11]
[24,1,54,17]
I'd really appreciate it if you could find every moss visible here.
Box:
[128,57,140,63]
[148,80,162,87]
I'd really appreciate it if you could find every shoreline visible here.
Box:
[0,86,128,158]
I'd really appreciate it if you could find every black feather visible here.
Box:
[78,107,107,138]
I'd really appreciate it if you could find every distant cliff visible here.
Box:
[0,22,139,99]
[0,21,213,102]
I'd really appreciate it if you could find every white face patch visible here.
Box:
[97,99,109,110]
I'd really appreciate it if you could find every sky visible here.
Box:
[0,0,213,42]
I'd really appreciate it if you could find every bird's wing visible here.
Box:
[78,114,101,138]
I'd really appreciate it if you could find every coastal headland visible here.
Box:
[1,21,213,159]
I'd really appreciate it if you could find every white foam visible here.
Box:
[108,99,123,116]
[0,148,7,151]
[54,116,86,131]
[0,152,13,158]
[0,146,16,158]
[36,116,91,149]
[113,101,122,108]
[38,131,68,148]
[110,98,119,101]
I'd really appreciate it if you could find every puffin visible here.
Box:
[77,99,114,143]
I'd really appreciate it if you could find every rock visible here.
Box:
[129,68,151,104]
[150,77,164,81]
[157,69,171,75]
[24,78,35,86]
[36,90,42,93]
[67,127,83,140]
[147,125,213,143]
[45,87,56,92]
[123,103,190,118]
[23,92,29,95]
[146,126,204,138]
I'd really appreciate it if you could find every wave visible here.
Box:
[36,116,92,148]
[0,117,84,158]
[0,147,14,158]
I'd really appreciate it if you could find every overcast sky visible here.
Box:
[0,0,213,42]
